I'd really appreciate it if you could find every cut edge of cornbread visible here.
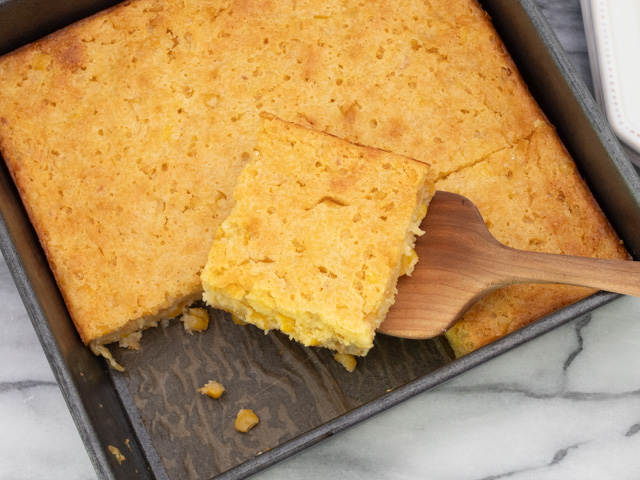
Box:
[201,115,432,356]
[87,291,202,370]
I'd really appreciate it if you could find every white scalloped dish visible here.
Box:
[582,0,640,167]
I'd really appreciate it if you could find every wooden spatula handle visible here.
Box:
[499,245,640,297]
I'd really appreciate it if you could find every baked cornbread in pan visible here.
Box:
[0,0,627,357]
[201,115,431,355]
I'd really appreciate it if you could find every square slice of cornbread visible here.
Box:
[201,115,432,355]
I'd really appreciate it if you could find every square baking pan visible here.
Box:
[1,0,640,479]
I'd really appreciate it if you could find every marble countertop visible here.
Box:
[2,0,640,479]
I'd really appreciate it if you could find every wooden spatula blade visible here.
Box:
[379,191,503,338]
[378,191,640,340]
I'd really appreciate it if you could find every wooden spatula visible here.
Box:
[378,191,640,339]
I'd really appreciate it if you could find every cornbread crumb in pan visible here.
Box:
[334,353,358,373]
[198,380,225,399]
[201,116,431,356]
[436,121,630,356]
[235,409,260,433]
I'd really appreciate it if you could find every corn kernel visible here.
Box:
[182,307,210,333]
[162,125,173,140]
[365,270,379,284]
[31,53,51,71]
[333,352,357,372]
[198,380,225,399]
[399,248,418,276]
[235,409,259,432]
[276,313,296,333]
[165,303,186,318]
[248,311,270,330]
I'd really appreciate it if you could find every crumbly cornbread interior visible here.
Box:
[0,0,628,357]
[201,116,431,355]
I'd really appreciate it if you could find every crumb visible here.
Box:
[125,438,131,451]
[108,445,126,465]
[333,352,357,372]
[182,307,210,333]
[198,380,225,399]
[90,344,124,372]
[201,116,431,357]
[118,331,143,350]
[235,409,259,432]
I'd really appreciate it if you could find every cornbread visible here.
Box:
[198,380,225,399]
[0,0,628,357]
[334,353,358,373]
[201,116,431,355]
[234,409,259,433]
[436,121,629,356]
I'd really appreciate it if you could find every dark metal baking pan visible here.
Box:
[1,0,639,479]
